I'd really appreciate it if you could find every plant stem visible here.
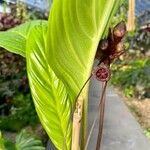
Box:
[96,82,107,150]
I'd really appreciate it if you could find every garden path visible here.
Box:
[87,75,150,150]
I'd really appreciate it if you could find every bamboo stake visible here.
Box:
[127,0,135,31]
[81,83,89,150]
[71,96,83,150]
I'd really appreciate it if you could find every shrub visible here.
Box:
[111,58,150,99]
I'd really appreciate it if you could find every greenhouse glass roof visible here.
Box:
[1,0,150,25]
[136,0,150,25]
[136,0,150,16]
[3,0,150,16]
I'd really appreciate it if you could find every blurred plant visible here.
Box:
[112,0,127,26]
[0,12,21,31]
[0,46,33,132]
[27,9,48,20]
[128,29,150,56]
[0,131,6,150]
[16,0,27,22]
[110,1,150,100]
[144,128,150,139]
[111,59,150,99]
[0,12,39,131]
[0,130,45,150]
[0,93,39,132]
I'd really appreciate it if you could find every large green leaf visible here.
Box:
[26,25,72,150]
[47,0,122,99]
[46,1,122,148]
[0,20,47,57]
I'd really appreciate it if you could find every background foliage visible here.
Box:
[0,130,45,150]
[0,1,47,148]
[110,2,150,100]
[111,58,150,99]
[0,12,39,132]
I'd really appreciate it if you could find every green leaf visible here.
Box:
[0,132,6,150]
[47,0,122,100]
[0,20,47,57]
[15,130,45,150]
[26,25,72,150]
[0,131,16,150]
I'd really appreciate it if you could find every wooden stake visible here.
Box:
[71,96,83,150]
[127,0,135,31]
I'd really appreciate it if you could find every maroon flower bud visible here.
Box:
[98,39,109,51]
[113,21,126,38]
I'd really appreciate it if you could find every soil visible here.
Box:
[126,98,150,129]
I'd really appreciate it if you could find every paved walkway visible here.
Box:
[87,75,150,150]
